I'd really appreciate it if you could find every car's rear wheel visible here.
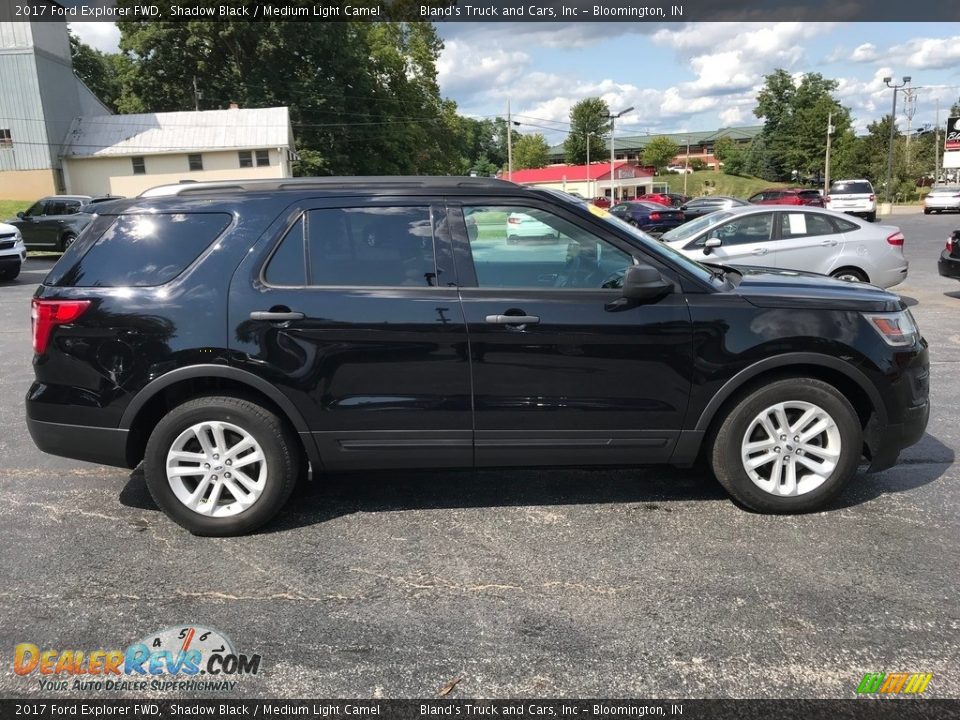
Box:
[866,211,876,222]
[60,232,76,252]
[710,378,862,513]
[0,263,20,281]
[144,396,300,535]
[831,268,868,283]
[923,209,932,215]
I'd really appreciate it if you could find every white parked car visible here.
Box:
[666,165,693,174]
[0,222,26,281]
[506,211,561,243]
[825,179,877,222]
[659,205,907,288]
[923,186,960,214]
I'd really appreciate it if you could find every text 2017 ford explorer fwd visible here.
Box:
[26,178,929,535]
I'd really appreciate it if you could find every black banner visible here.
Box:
[2,699,960,720]
[947,117,960,152]
[2,0,959,23]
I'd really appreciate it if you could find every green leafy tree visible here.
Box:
[113,11,457,176]
[512,133,551,170]
[643,136,680,174]
[712,136,736,163]
[564,97,609,164]
[949,97,960,117]
[753,69,853,182]
[69,32,128,112]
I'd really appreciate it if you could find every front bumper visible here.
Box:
[864,345,930,472]
[938,249,960,280]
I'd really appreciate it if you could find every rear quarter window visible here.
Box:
[46,212,231,287]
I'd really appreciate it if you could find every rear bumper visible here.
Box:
[938,250,960,280]
[25,416,131,468]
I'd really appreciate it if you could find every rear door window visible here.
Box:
[47,212,231,287]
[779,212,835,238]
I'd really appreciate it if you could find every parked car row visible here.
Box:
[5,194,121,252]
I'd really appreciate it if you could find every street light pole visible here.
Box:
[607,106,634,203]
[883,76,911,208]
[823,112,834,196]
[683,136,690,196]
[586,131,596,197]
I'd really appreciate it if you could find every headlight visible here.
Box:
[862,310,919,347]
[14,231,22,244]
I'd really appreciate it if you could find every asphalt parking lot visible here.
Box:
[1,210,959,700]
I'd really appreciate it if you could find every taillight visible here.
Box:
[886,231,904,247]
[825,195,832,203]
[649,212,662,220]
[31,299,90,355]
[869,194,875,202]
[507,216,521,224]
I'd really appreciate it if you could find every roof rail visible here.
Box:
[138,176,517,198]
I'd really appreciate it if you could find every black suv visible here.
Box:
[10,195,120,251]
[26,178,930,535]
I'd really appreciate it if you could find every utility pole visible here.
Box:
[585,131,596,198]
[683,136,690,196]
[903,84,917,169]
[935,97,941,184]
[823,112,834,195]
[507,100,513,182]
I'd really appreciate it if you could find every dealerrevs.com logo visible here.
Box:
[14,625,262,692]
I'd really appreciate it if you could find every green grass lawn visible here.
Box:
[655,171,788,199]
[0,200,30,221]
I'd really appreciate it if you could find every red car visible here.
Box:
[591,197,612,208]
[747,188,824,207]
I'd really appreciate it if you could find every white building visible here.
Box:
[0,13,295,199]
[62,106,295,197]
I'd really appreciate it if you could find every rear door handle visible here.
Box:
[820,239,839,246]
[752,247,768,255]
[250,311,305,321]
[485,314,540,325]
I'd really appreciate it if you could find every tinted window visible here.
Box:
[24,200,47,217]
[239,151,253,168]
[49,213,231,287]
[697,212,774,247]
[306,207,436,287]
[798,191,822,201]
[463,205,633,289]
[831,181,872,194]
[132,157,146,175]
[779,212,835,238]
[661,211,734,242]
[833,217,860,233]
[747,193,763,203]
[188,154,203,171]
[264,218,306,286]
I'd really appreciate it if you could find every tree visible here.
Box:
[512,133,550,170]
[712,136,735,163]
[69,32,127,112]
[721,148,748,176]
[950,97,960,118]
[643,136,680,174]
[753,69,853,182]
[564,97,609,164]
[112,13,458,176]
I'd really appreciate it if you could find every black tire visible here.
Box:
[60,233,76,252]
[143,396,300,536]
[923,209,931,215]
[830,267,868,283]
[866,211,876,222]
[710,378,862,513]
[0,263,20,281]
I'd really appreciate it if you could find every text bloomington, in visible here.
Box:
[420,5,682,17]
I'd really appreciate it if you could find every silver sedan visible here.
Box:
[660,205,908,288]
[924,186,960,214]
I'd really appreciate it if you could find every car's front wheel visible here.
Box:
[60,232,76,252]
[0,263,20,281]
[144,396,300,535]
[710,378,862,513]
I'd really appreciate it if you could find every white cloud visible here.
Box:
[68,22,120,53]
[436,39,530,103]
[849,43,879,63]
[887,36,960,70]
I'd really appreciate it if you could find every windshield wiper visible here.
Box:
[702,262,741,281]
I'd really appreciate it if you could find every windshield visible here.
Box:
[660,211,734,242]
[588,205,717,285]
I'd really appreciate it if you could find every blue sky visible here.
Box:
[72,22,960,141]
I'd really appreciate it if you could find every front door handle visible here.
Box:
[250,310,305,321]
[820,239,839,246]
[485,314,540,325]
[752,247,769,255]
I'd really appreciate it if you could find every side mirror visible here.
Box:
[703,237,722,255]
[621,265,671,301]
[16,212,24,219]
